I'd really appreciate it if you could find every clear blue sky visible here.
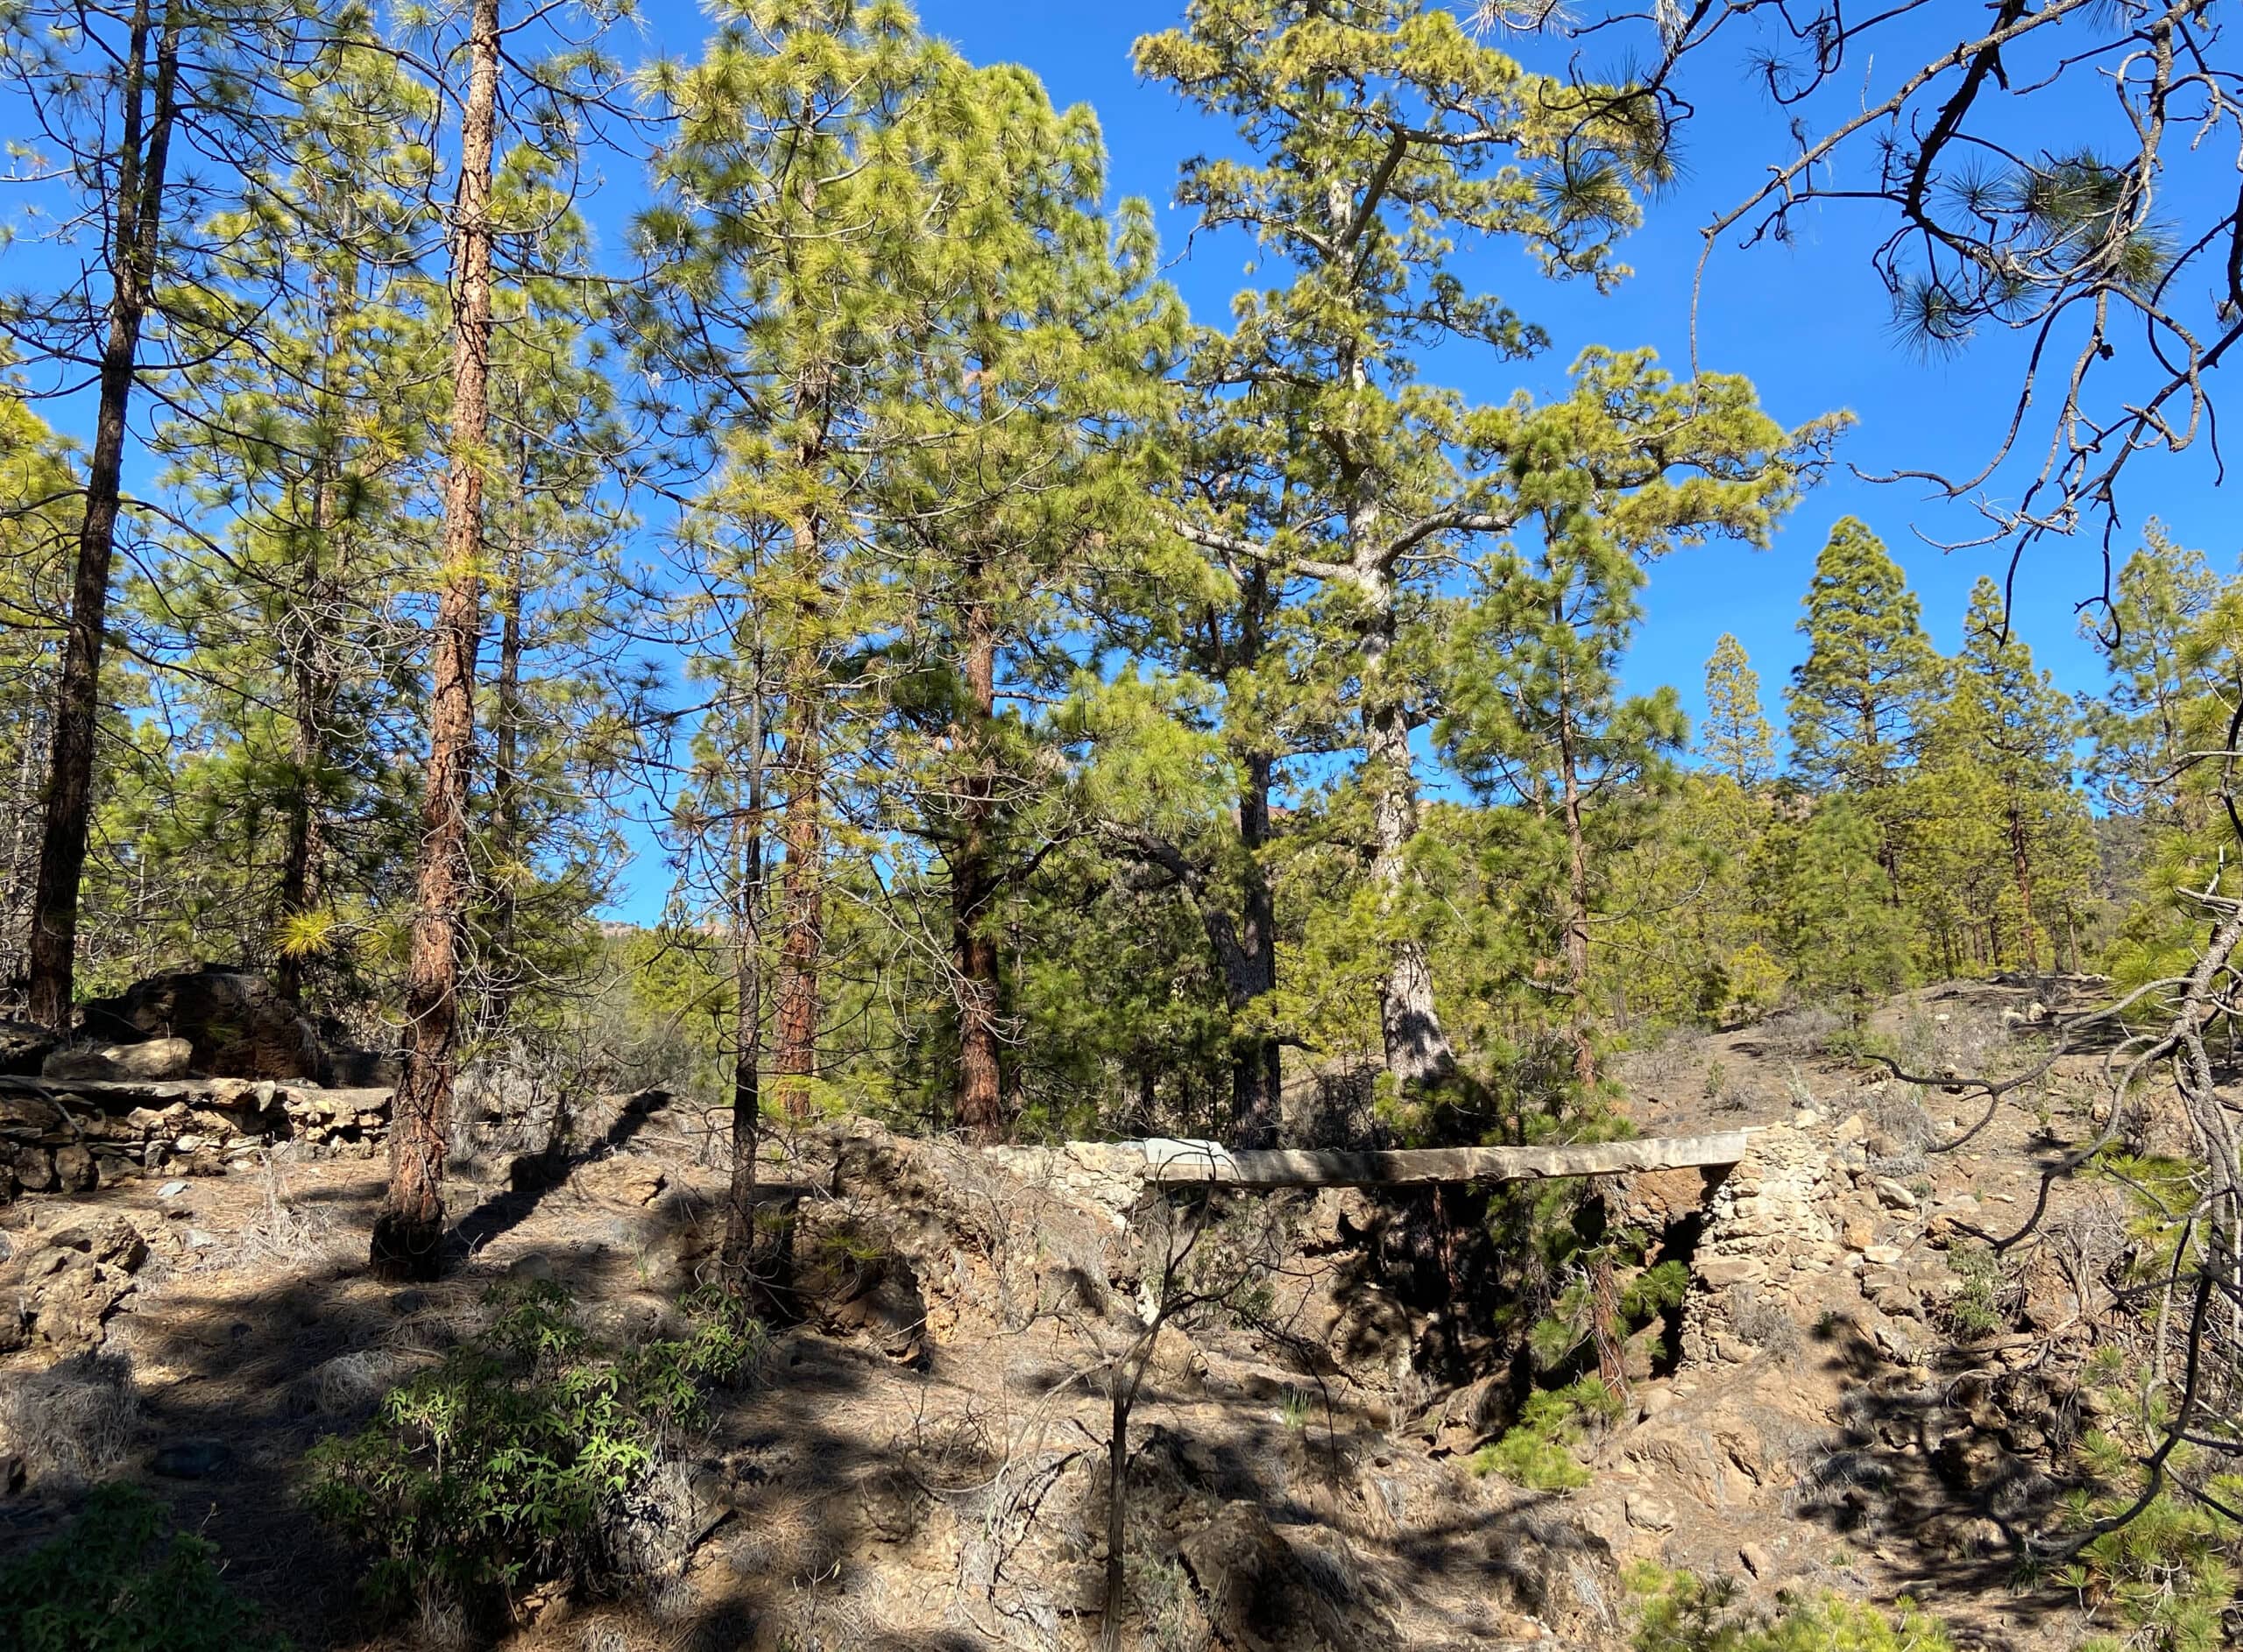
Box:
[6,2,2227,922]
[587,0,2228,920]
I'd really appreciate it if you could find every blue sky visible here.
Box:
[622,0,2234,916]
[6,1,2229,921]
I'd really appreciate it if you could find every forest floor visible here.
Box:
[0,977,2155,1652]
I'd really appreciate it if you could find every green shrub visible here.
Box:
[1939,1244,2006,1338]
[308,1279,762,1616]
[2059,1483,2240,1652]
[1469,1378,1619,1492]
[1629,1565,1956,1652]
[0,1483,289,1652]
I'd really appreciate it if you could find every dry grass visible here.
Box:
[1726,1286,1804,1365]
[0,1349,138,1488]
[236,1151,350,1270]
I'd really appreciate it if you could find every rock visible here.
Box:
[24,1250,136,1348]
[1862,1244,1906,1267]
[46,1215,148,1271]
[0,1091,67,1139]
[1842,1213,1876,1251]
[9,1145,56,1192]
[109,1037,194,1080]
[1738,1542,1774,1578]
[1860,1268,1912,1305]
[51,1144,97,1192]
[151,1438,231,1479]
[80,965,320,1080]
[0,1020,60,1077]
[1696,1256,1767,1288]
[1872,1177,1920,1212]
[42,1044,116,1080]
[1624,1491,1676,1532]
[41,1036,194,1082]
[1833,1112,1868,1144]
[157,1179,189,1199]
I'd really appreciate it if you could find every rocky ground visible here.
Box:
[0,978,2162,1651]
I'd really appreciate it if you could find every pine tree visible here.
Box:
[1136,0,1670,1097]
[130,24,439,1001]
[0,0,311,1026]
[375,0,627,1278]
[1787,518,1940,792]
[638,0,964,1130]
[1766,800,1912,1005]
[0,383,81,999]
[867,63,1181,1143]
[1701,633,1777,789]
[1921,576,2094,971]
[2088,524,2223,821]
[1438,349,1826,1089]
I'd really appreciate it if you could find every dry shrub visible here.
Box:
[1726,1287,1803,1365]
[0,1351,138,1488]
[1751,1005,1846,1060]
[1864,1085,1937,1177]
[237,1152,344,1269]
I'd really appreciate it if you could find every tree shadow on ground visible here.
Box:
[1784,1311,2080,1650]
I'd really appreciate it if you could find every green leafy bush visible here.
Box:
[1629,1565,1956,1652]
[308,1280,762,1616]
[0,1483,289,1652]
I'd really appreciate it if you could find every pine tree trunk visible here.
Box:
[2007,794,2039,972]
[275,484,333,1005]
[485,484,527,1032]
[720,688,766,1282]
[1229,752,1283,1147]
[1557,682,1596,1089]
[772,676,823,1122]
[952,563,1005,1142]
[1362,599,1454,1091]
[276,407,345,1006]
[373,0,501,1281]
[771,462,826,1123]
[25,0,180,1030]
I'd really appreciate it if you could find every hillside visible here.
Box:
[1,976,2190,1652]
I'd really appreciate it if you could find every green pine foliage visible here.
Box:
[1628,1567,1957,1652]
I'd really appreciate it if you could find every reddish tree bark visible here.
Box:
[371,0,502,1281]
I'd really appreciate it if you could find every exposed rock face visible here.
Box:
[1,1214,152,1352]
[80,964,321,1079]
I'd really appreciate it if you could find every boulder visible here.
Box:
[80,965,319,1079]
[44,1037,195,1083]
[0,1020,60,1077]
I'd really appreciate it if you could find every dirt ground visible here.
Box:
[0,976,2169,1651]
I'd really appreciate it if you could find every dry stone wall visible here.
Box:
[1679,1119,1844,1366]
[0,1075,390,1199]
